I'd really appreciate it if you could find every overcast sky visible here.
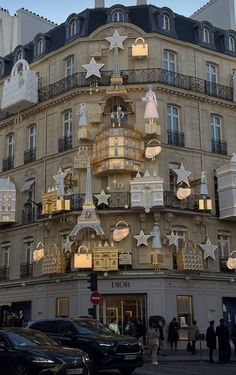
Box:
[0,0,210,24]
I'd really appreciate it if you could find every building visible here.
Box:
[0,7,56,57]
[0,0,236,340]
[191,0,236,31]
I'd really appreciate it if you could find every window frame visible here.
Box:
[63,110,72,137]
[7,134,14,158]
[164,50,176,72]
[210,114,221,141]
[24,238,34,265]
[229,35,235,52]
[162,14,171,31]
[167,105,179,132]
[65,56,74,77]
[203,27,210,43]
[28,124,37,150]
[112,11,125,22]
[206,62,217,84]
[1,242,11,267]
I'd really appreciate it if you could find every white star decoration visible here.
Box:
[167,230,179,251]
[173,163,191,186]
[134,230,151,246]
[95,190,111,206]
[199,237,217,260]
[105,30,127,50]
[82,57,104,78]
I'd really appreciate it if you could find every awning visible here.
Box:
[20,179,35,192]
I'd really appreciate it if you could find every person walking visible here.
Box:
[148,323,160,365]
[216,318,231,363]
[157,320,166,356]
[188,320,199,355]
[168,317,179,350]
[108,317,120,334]
[135,318,146,350]
[206,320,216,363]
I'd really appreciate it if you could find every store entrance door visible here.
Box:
[99,294,147,334]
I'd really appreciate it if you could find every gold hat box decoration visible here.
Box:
[177,240,203,271]
[93,243,118,271]
[42,189,70,215]
[92,127,144,175]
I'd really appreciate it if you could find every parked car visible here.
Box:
[28,317,143,374]
[0,327,91,375]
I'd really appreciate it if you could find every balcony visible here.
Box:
[164,191,200,211]
[0,266,9,280]
[20,263,33,278]
[167,130,185,147]
[24,148,36,164]
[58,135,72,152]
[2,156,14,171]
[211,139,227,155]
[21,206,41,224]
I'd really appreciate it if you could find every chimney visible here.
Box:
[137,0,147,5]
[95,0,104,8]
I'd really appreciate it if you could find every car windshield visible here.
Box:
[7,330,59,348]
[73,319,112,334]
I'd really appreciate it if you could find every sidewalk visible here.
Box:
[144,348,236,363]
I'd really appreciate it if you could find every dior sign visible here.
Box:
[112,281,130,288]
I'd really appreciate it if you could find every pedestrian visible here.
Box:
[108,317,120,334]
[124,318,136,337]
[168,317,179,350]
[135,318,146,350]
[206,320,216,363]
[148,323,160,365]
[231,323,236,356]
[157,320,166,356]
[188,320,199,355]
[216,318,231,363]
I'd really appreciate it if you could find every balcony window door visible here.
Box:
[24,239,34,265]
[29,125,36,150]
[210,115,221,141]
[7,135,14,158]
[2,244,10,267]
[65,56,74,78]
[63,111,72,137]
[164,51,176,72]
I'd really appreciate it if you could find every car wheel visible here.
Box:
[119,367,136,375]
[14,362,30,375]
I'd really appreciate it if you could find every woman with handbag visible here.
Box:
[142,85,159,125]
[148,323,160,365]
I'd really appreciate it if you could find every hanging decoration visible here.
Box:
[134,230,151,246]
[173,163,191,185]
[42,187,70,215]
[93,242,118,271]
[142,85,159,126]
[118,251,132,266]
[1,59,38,113]
[166,230,179,252]
[73,244,92,269]
[198,171,212,210]
[198,237,217,260]
[132,37,148,58]
[226,251,236,269]
[77,103,88,139]
[82,57,104,78]
[130,170,164,213]
[0,177,16,222]
[74,147,90,169]
[105,29,127,50]
[177,240,203,271]
[150,224,162,249]
[32,242,45,262]
[173,163,192,200]
[95,190,111,206]
[113,221,130,242]
[176,186,191,200]
[53,167,67,197]
[151,252,164,269]
[63,236,73,256]
[42,243,66,275]
[145,139,161,160]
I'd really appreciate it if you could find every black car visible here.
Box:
[0,327,91,375]
[28,318,143,374]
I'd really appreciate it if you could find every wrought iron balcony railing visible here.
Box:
[211,139,228,155]
[20,263,33,278]
[2,156,14,171]
[0,266,10,280]
[58,135,72,152]
[164,191,200,211]
[167,129,185,147]
[24,148,36,164]
[21,206,41,224]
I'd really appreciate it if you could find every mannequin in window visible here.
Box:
[142,85,159,125]
[77,103,88,139]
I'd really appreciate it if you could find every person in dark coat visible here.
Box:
[157,320,165,355]
[206,320,216,363]
[168,317,179,350]
[135,318,146,350]
[216,318,231,363]
[231,323,236,356]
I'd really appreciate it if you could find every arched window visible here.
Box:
[229,35,235,52]
[36,38,44,56]
[112,11,125,22]
[203,27,210,43]
[162,14,170,30]
[69,19,77,38]
[15,48,24,62]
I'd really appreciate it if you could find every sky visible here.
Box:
[0,0,210,24]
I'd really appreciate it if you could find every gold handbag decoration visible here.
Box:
[113,221,130,242]
[145,139,161,160]
[176,187,191,200]
[119,252,132,265]
[42,243,66,275]
[226,251,236,269]
[74,146,90,169]
[33,242,45,262]
[177,240,203,271]
[74,244,92,269]
[132,37,148,57]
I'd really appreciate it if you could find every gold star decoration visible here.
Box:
[166,230,179,251]
[82,57,104,78]
[95,189,111,206]
[198,237,217,260]
[173,163,191,186]
[105,29,127,50]
[134,230,151,246]
[124,204,129,209]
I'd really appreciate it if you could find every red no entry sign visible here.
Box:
[90,291,102,305]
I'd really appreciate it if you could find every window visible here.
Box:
[36,38,44,56]
[15,49,23,61]
[162,14,170,30]
[112,11,125,22]
[56,297,69,318]
[167,105,179,131]
[177,295,193,339]
[7,134,14,158]
[169,162,180,191]
[210,115,221,141]
[0,59,4,77]
[206,63,217,84]
[24,238,34,264]
[229,36,235,52]
[164,50,176,72]
[63,110,72,136]
[218,232,232,272]
[29,125,37,149]
[1,242,10,267]
[69,20,77,38]
[65,56,74,77]
[203,27,210,43]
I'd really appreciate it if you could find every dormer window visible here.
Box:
[69,20,77,37]
[15,48,24,62]
[36,39,44,56]
[162,14,170,31]
[229,35,235,51]
[112,11,125,22]
[203,27,210,43]
[0,59,4,77]
[66,14,81,41]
